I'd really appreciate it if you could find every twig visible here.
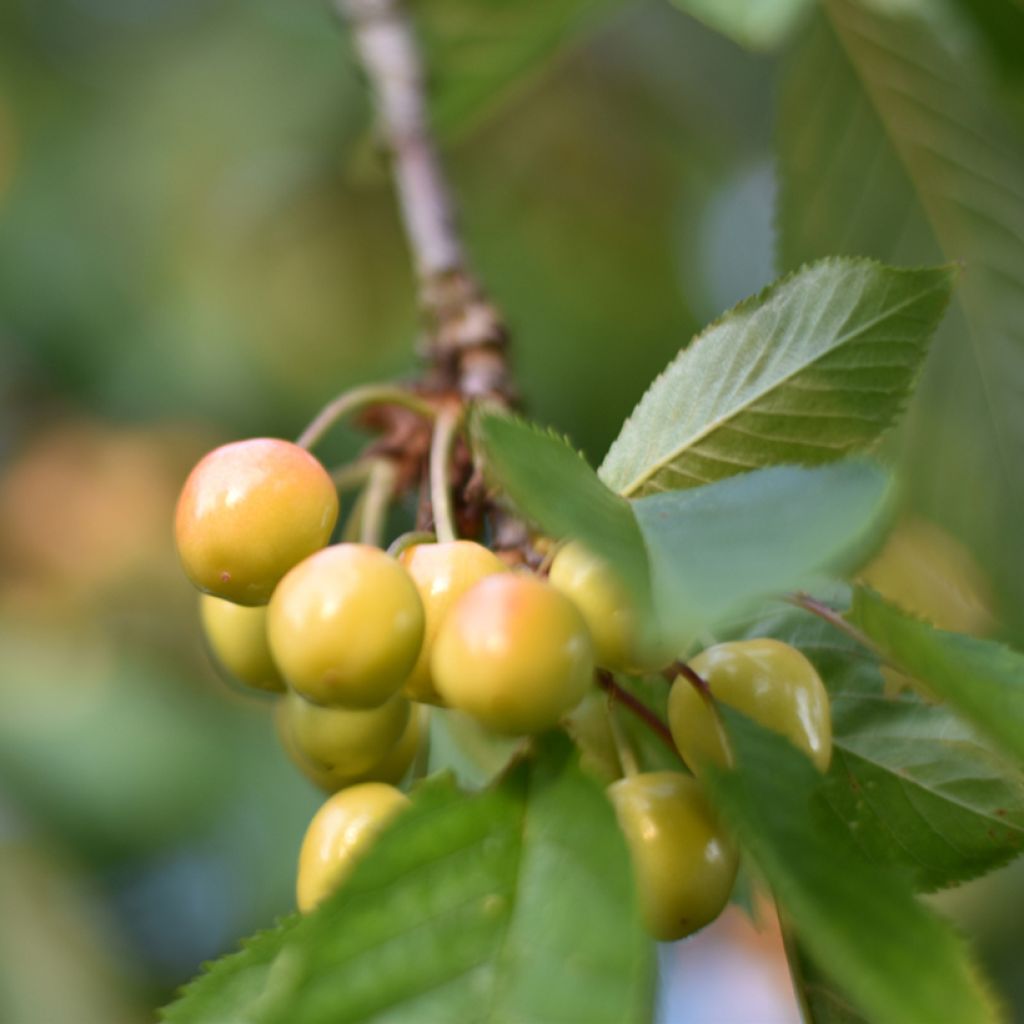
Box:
[337,0,512,401]
[596,670,676,754]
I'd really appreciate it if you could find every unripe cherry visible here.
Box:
[549,541,672,673]
[296,782,409,913]
[431,573,594,735]
[669,639,831,774]
[199,594,285,693]
[609,771,738,942]
[175,438,338,605]
[268,543,425,708]
[397,540,507,705]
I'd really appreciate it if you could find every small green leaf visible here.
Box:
[745,603,1024,890]
[600,258,954,498]
[703,710,999,1024]
[668,0,812,50]
[475,410,651,609]
[633,461,891,644]
[851,588,1024,769]
[162,735,654,1024]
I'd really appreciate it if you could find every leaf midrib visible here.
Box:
[618,271,940,496]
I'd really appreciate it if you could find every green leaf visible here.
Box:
[777,0,1024,634]
[944,0,1024,79]
[419,0,626,137]
[475,409,651,608]
[851,588,1024,769]
[599,258,954,498]
[745,603,1024,890]
[668,0,812,50]
[703,710,999,1024]
[633,460,891,643]
[787,938,871,1024]
[163,735,654,1024]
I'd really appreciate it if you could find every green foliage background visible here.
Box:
[1,0,1023,1020]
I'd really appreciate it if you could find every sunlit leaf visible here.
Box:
[600,258,953,498]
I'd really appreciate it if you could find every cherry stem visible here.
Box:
[329,457,378,492]
[604,698,640,778]
[596,670,676,754]
[786,591,882,658]
[429,402,462,544]
[386,530,437,558]
[672,660,711,696]
[296,383,435,451]
[359,458,398,548]
[410,707,432,784]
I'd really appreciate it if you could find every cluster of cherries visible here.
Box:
[175,435,832,941]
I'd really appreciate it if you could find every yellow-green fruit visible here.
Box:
[398,540,507,705]
[549,541,670,672]
[175,438,338,605]
[279,702,425,793]
[199,594,285,693]
[609,772,738,941]
[296,782,409,913]
[276,690,410,781]
[859,518,995,636]
[432,573,594,735]
[366,704,425,785]
[670,639,831,774]
[268,544,425,708]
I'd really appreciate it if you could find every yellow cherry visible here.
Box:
[276,689,410,779]
[431,573,594,735]
[669,639,831,774]
[175,438,338,605]
[549,541,671,672]
[268,544,424,708]
[199,594,285,693]
[609,772,738,941]
[296,782,409,913]
[398,540,507,705]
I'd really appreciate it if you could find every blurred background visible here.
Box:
[1,0,1022,1020]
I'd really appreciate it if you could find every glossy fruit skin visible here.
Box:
[279,703,425,793]
[431,573,594,735]
[549,541,671,673]
[398,541,507,705]
[276,690,410,780]
[669,639,831,774]
[268,544,425,708]
[609,772,738,942]
[175,439,338,605]
[296,782,409,913]
[200,595,285,693]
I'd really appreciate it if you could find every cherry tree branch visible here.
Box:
[337,0,512,402]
